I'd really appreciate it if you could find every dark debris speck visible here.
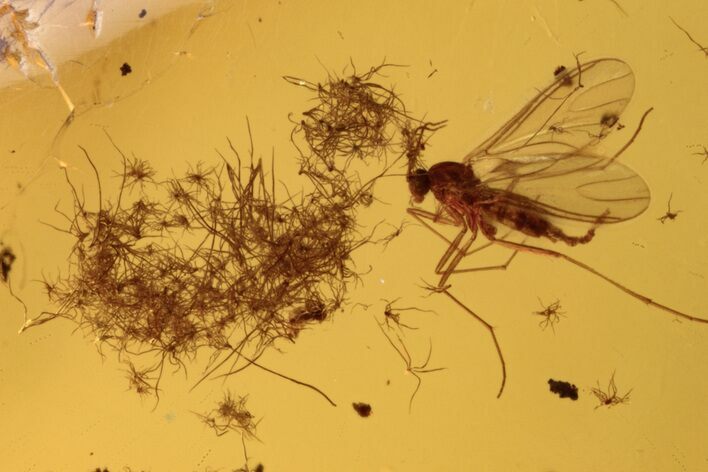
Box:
[352,402,372,417]
[1,246,16,282]
[548,378,578,400]
[120,63,132,76]
[139,9,147,18]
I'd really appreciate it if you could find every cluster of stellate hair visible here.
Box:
[23,63,445,418]
[196,391,259,439]
[29,131,369,399]
[285,63,446,176]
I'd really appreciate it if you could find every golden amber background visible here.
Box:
[1,1,707,470]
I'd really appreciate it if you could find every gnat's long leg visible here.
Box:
[407,208,463,251]
[436,224,477,288]
[442,289,506,398]
[409,207,508,398]
[408,207,519,280]
[442,250,520,276]
[408,207,467,287]
[485,237,708,324]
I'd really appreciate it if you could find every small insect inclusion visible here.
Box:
[405,56,708,398]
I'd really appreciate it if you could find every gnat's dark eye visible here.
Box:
[407,169,430,203]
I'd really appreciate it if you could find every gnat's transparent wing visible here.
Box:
[475,153,650,228]
[464,58,634,163]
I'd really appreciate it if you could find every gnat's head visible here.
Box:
[407,168,430,203]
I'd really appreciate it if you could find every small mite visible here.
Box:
[138,9,147,18]
[553,65,572,86]
[600,112,619,128]
[658,194,682,224]
[548,378,579,400]
[352,402,372,417]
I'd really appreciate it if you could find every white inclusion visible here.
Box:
[18,318,33,334]
[482,96,495,113]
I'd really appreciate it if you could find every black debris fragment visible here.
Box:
[352,402,372,417]
[548,378,578,400]
[120,62,132,76]
[1,246,16,282]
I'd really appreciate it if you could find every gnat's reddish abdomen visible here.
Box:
[482,201,551,239]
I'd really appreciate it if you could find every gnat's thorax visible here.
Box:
[408,162,481,204]
[426,161,481,205]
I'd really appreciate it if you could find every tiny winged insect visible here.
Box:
[406,57,708,397]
